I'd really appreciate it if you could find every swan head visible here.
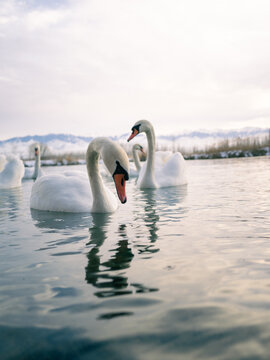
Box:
[112,161,129,204]
[127,120,153,142]
[101,141,130,204]
[132,144,145,154]
[34,144,40,157]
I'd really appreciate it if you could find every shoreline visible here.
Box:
[23,149,270,167]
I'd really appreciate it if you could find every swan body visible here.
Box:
[0,155,25,189]
[23,144,43,180]
[30,138,129,213]
[128,120,187,189]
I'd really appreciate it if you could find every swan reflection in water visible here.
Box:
[30,185,187,300]
[132,188,160,256]
[85,212,159,298]
[85,186,187,299]
[30,208,159,298]
[85,213,134,298]
[132,185,187,256]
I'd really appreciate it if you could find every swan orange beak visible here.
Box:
[127,129,139,142]
[113,174,127,204]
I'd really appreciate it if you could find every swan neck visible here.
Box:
[86,140,111,211]
[146,128,155,173]
[132,148,141,172]
[138,126,158,188]
[33,153,40,179]
[86,149,105,199]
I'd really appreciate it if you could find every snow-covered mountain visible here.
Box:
[0,128,268,159]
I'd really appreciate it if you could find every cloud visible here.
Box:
[0,0,270,139]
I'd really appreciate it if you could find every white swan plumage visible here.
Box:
[30,138,130,213]
[127,120,187,188]
[129,143,145,177]
[0,154,25,189]
[23,144,43,180]
[99,143,144,178]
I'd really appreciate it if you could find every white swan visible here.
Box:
[127,120,187,188]
[129,144,145,177]
[0,154,25,189]
[30,138,130,213]
[23,144,43,180]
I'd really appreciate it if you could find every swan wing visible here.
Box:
[155,150,173,164]
[30,172,93,212]
[156,152,188,187]
[0,155,24,189]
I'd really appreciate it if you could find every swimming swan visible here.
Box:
[127,120,187,188]
[0,154,25,189]
[23,144,43,180]
[30,138,130,213]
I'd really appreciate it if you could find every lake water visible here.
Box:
[0,156,270,360]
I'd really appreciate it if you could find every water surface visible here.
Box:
[0,157,270,359]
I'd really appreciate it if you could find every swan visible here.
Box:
[0,154,25,189]
[129,144,145,177]
[23,144,43,180]
[30,137,129,213]
[127,120,187,188]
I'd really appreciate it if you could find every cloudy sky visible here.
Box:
[0,0,269,140]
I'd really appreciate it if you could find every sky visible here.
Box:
[0,0,270,140]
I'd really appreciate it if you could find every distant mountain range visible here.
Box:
[0,127,268,158]
[0,133,94,145]
[0,127,268,145]
[157,127,269,140]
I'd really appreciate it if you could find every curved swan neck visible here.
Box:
[132,147,141,172]
[86,143,106,201]
[86,138,114,212]
[145,128,155,174]
[138,124,158,188]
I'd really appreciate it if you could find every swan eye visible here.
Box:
[128,124,141,142]
[132,124,141,134]
[113,161,129,181]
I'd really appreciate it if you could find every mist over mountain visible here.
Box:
[0,127,268,158]
[1,127,267,143]
[1,134,94,144]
